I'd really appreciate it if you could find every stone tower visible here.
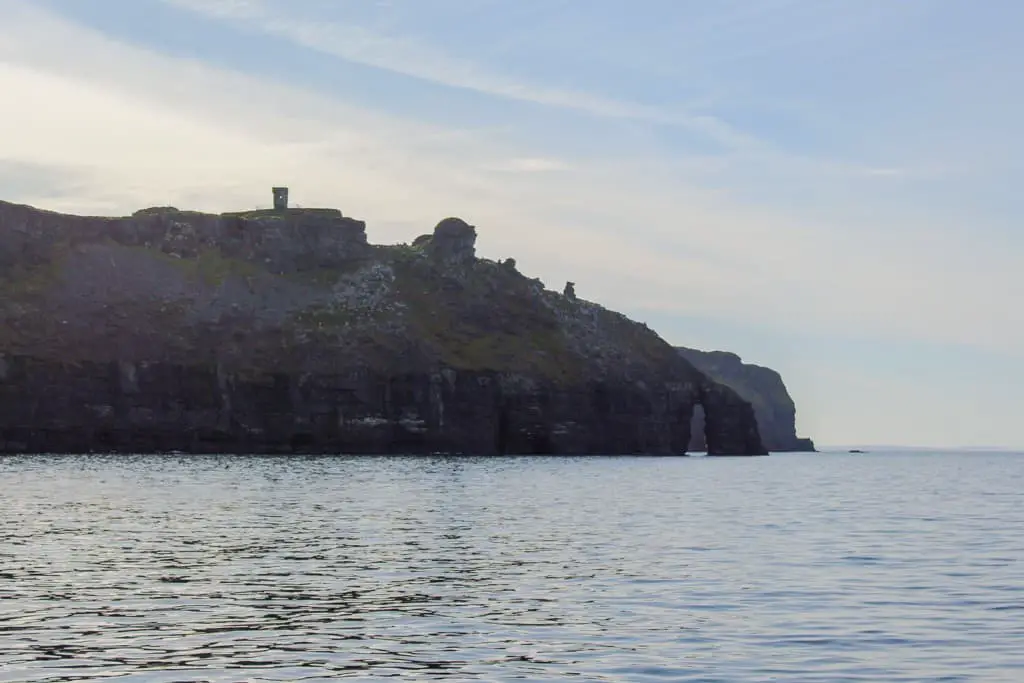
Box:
[272,187,289,210]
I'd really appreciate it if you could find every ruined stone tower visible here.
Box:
[272,187,289,210]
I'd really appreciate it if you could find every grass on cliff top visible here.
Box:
[291,304,359,328]
[222,208,343,219]
[152,248,266,286]
[385,257,587,381]
[222,208,284,219]
[540,285,682,371]
[0,231,686,381]
[0,259,63,299]
[372,242,428,261]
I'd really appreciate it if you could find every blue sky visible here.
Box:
[1,0,1022,448]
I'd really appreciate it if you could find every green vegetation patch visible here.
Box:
[291,304,359,329]
[161,248,266,286]
[0,258,65,299]
[222,209,287,219]
[385,257,586,381]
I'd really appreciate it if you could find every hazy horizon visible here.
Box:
[2,0,1022,449]
[815,444,1024,453]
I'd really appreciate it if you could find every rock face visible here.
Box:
[425,217,477,265]
[0,199,768,456]
[677,348,815,452]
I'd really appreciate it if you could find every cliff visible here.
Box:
[676,347,815,452]
[0,198,767,456]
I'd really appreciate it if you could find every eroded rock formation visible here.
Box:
[0,199,767,455]
[677,348,815,452]
[425,217,477,266]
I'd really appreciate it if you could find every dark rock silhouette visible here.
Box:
[677,348,815,452]
[425,217,477,265]
[0,198,767,456]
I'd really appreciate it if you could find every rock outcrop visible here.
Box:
[677,348,815,452]
[0,199,768,456]
[424,217,477,265]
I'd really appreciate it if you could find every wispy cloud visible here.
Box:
[862,167,905,177]
[159,0,765,152]
[483,158,571,173]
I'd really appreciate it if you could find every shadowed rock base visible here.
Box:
[0,356,766,455]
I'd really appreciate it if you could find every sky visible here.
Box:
[1,0,1022,449]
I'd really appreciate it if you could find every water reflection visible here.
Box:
[1,453,1023,681]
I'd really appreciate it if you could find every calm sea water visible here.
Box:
[1,451,1022,682]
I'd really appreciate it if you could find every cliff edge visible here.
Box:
[0,198,767,455]
[677,347,815,452]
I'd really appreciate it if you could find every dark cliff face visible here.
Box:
[677,348,815,452]
[0,199,767,455]
[0,358,707,455]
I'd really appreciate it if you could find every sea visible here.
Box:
[1,451,1022,682]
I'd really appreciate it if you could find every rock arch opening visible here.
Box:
[693,386,768,456]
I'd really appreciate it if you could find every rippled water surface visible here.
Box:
[1,452,1023,681]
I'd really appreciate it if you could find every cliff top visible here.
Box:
[0,199,689,385]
